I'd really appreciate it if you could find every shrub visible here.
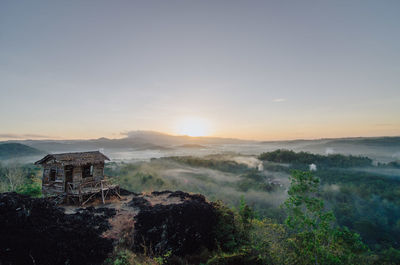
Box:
[16,178,42,197]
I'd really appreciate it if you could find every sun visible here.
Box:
[176,117,210,137]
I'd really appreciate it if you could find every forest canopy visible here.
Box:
[258,149,373,168]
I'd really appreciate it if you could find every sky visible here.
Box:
[0,0,399,141]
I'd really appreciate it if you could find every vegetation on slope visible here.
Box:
[258,149,373,168]
[0,163,42,197]
[258,150,400,261]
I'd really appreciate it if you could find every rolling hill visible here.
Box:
[0,143,43,160]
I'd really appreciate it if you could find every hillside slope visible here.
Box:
[0,143,42,160]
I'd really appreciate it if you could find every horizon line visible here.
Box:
[0,131,399,143]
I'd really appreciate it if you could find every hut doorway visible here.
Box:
[65,166,73,192]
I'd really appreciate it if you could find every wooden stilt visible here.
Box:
[101,181,105,204]
[82,192,98,206]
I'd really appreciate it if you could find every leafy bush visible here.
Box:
[16,178,41,197]
[0,163,42,196]
[212,200,240,252]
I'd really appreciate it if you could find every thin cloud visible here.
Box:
[0,133,51,139]
[0,134,20,139]
[273,98,287,103]
[23,134,52,139]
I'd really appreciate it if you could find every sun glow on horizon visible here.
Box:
[175,117,210,137]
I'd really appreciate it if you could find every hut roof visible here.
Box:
[34,151,110,166]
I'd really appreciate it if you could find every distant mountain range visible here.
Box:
[0,143,44,160]
[0,131,250,153]
[0,131,399,162]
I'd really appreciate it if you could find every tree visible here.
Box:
[4,163,26,191]
[238,195,255,226]
[284,170,370,265]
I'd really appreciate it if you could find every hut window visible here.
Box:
[50,169,56,181]
[82,165,93,178]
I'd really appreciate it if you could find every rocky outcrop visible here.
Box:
[0,192,114,265]
[131,191,217,255]
[0,190,218,265]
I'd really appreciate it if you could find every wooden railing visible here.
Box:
[43,180,64,193]
[67,178,115,195]
[43,182,56,188]
[81,176,95,183]
[66,177,120,205]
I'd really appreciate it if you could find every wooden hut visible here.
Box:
[35,151,120,205]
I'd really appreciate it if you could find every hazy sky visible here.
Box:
[1,0,399,140]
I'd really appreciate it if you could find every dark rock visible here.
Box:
[0,192,114,265]
[0,190,220,264]
[132,191,217,256]
[128,196,151,211]
[151,190,207,202]
[167,190,207,202]
[119,188,139,196]
[76,206,117,218]
[151,190,173,196]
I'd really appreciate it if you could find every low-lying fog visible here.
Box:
[106,154,291,219]
[107,141,399,163]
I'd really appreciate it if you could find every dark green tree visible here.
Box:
[284,170,370,265]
